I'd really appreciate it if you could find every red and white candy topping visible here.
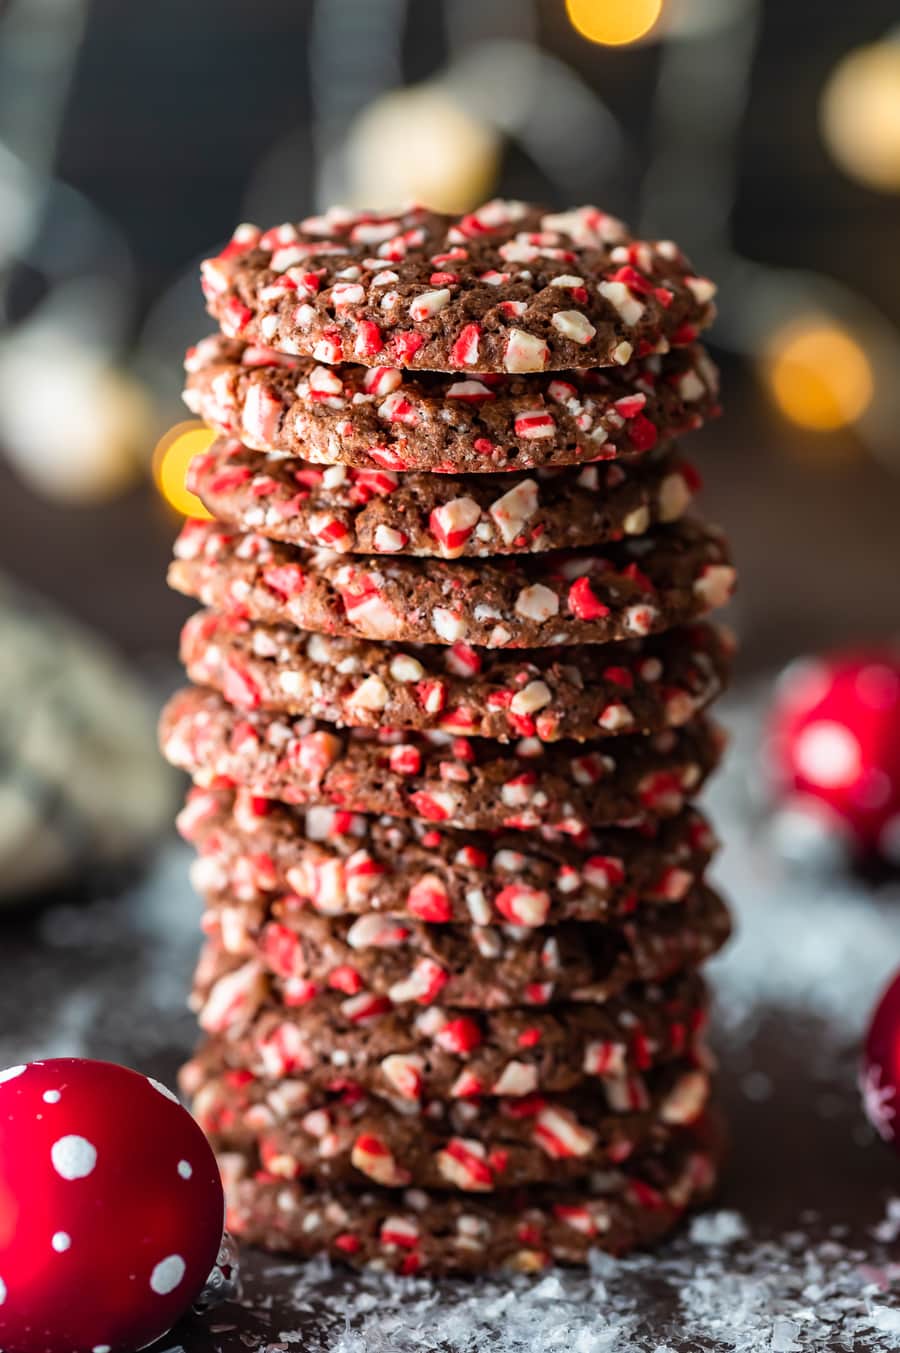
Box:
[199,202,717,373]
[0,1058,225,1353]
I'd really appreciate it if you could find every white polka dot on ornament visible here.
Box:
[150,1254,186,1296]
[50,1136,97,1181]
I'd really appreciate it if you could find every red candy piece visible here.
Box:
[767,651,900,859]
[862,970,900,1149]
[567,576,610,622]
[0,1058,224,1353]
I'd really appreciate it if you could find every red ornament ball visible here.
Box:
[862,970,900,1147]
[0,1058,224,1353]
[767,650,900,859]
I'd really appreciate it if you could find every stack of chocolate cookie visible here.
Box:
[162,201,736,1274]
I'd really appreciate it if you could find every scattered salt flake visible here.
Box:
[218,1222,900,1353]
[531,1275,567,1302]
[870,1305,900,1333]
[689,1209,749,1247]
[770,1317,801,1351]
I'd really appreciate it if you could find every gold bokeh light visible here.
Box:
[566,0,663,47]
[347,85,500,214]
[821,42,900,193]
[152,421,216,517]
[765,322,874,431]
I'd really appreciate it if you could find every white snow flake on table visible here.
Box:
[223,1203,900,1353]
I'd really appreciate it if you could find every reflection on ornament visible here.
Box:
[345,85,500,213]
[0,345,150,502]
[153,422,215,518]
[566,0,663,47]
[821,41,900,193]
[764,322,873,431]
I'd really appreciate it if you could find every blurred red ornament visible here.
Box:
[0,1058,224,1353]
[862,971,900,1147]
[767,651,900,861]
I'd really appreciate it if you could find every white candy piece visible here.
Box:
[408,288,451,321]
[514,584,559,623]
[598,280,645,327]
[149,1254,186,1295]
[504,329,549,373]
[551,310,597,345]
[51,1135,97,1181]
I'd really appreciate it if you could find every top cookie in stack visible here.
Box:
[165,199,735,1275]
[196,201,715,375]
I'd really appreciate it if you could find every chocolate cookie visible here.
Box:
[180,973,709,1102]
[160,687,725,832]
[180,611,732,742]
[179,787,717,926]
[215,1117,722,1271]
[183,334,719,472]
[168,518,735,650]
[189,1060,711,1191]
[190,884,730,1024]
[200,202,716,373]
[185,435,700,556]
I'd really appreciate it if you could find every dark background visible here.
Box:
[55,2,900,310]
[1,0,899,674]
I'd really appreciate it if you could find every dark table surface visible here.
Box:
[2,695,900,1351]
